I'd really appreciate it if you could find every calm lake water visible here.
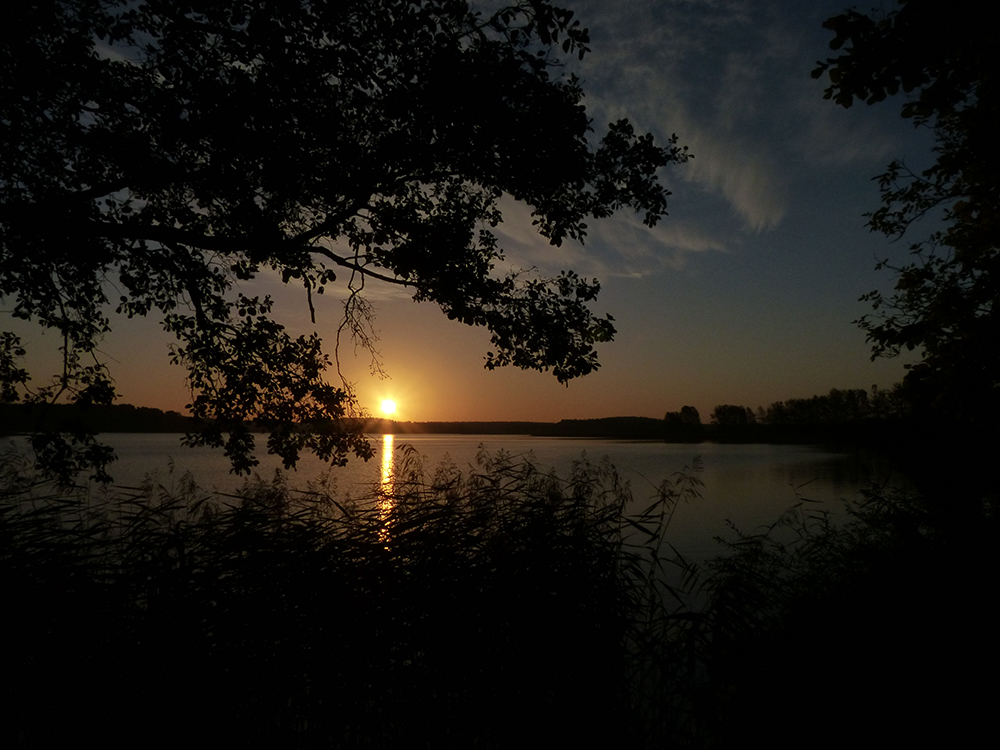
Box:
[7,432,905,564]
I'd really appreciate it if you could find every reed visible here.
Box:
[0,445,703,748]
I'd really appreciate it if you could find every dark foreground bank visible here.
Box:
[2,444,997,748]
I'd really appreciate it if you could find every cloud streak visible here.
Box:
[563,0,801,232]
[488,188,730,281]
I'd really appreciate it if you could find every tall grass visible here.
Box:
[1,445,704,748]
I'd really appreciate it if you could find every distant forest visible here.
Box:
[1,402,192,435]
[2,385,910,445]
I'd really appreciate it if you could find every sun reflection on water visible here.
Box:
[380,433,395,490]
[378,434,395,543]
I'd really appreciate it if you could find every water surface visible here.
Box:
[15,433,901,563]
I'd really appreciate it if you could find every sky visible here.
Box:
[13,0,931,423]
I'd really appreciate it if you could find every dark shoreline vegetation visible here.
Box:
[3,441,997,747]
[2,448,703,747]
[0,385,913,445]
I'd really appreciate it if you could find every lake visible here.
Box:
[6,432,904,564]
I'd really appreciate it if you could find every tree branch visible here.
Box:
[311,246,413,287]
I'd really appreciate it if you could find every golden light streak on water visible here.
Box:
[380,433,394,490]
[378,433,395,545]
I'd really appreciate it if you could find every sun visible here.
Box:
[380,399,397,415]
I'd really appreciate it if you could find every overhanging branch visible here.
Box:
[311,246,412,287]
[44,219,412,288]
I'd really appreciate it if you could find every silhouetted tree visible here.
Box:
[663,406,702,441]
[710,405,755,426]
[761,390,851,427]
[814,0,999,421]
[822,388,870,423]
[679,405,701,425]
[0,0,686,478]
[869,383,910,420]
[709,404,756,441]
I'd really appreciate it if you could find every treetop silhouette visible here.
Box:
[1,0,687,478]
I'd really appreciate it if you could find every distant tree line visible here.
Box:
[707,385,911,443]
[2,385,912,446]
[1,402,192,436]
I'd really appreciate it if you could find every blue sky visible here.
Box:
[11,0,931,422]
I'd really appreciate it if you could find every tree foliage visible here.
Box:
[710,404,755,427]
[0,0,686,477]
[760,387,889,426]
[813,0,999,419]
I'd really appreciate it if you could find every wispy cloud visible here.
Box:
[491,196,605,276]
[563,0,791,233]
[493,193,728,280]
[588,212,727,275]
[680,129,787,231]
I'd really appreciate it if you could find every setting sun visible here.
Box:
[380,399,397,415]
